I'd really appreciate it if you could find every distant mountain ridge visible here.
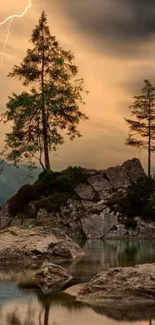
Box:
[0,161,41,205]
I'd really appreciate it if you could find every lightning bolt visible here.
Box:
[0,0,32,67]
[0,18,12,66]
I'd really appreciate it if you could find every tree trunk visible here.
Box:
[148,96,151,177]
[44,304,50,325]
[41,27,51,171]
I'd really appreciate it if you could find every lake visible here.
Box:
[0,239,155,325]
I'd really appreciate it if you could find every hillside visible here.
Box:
[0,161,41,205]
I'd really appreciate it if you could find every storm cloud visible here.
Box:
[55,0,155,54]
[0,0,154,171]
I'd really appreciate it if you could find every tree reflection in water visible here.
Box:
[36,290,84,325]
[6,302,35,325]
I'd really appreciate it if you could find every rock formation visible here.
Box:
[0,158,151,239]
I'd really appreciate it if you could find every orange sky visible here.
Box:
[0,0,155,171]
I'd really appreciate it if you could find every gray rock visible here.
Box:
[0,204,13,229]
[66,220,84,238]
[67,199,82,210]
[107,217,155,238]
[81,209,117,239]
[35,262,73,294]
[122,158,146,183]
[77,264,155,305]
[75,184,95,200]
[88,175,112,192]
[81,200,94,210]
[89,201,106,213]
[106,223,128,238]
[99,191,111,200]
[105,165,131,188]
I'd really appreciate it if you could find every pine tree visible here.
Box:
[1,11,88,170]
[125,79,155,177]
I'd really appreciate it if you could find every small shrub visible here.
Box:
[8,166,87,216]
[107,176,155,222]
[123,218,137,230]
[35,192,71,212]
[8,184,39,217]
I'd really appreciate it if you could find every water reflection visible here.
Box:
[1,290,155,325]
[1,239,155,325]
[69,239,155,282]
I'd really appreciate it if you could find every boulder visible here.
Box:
[77,264,155,305]
[35,262,73,293]
[0,227,84,267]
[122,158,146,183]
[74,184,95,200]
[105,166,130,188]
[81,208,118,239]
[51,239,84,259]
[88,175,112,191]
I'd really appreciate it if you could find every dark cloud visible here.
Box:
[55,0,155,54]
[119,65,155,95]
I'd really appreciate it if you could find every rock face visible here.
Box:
[0,158,147,239]
[74,184,95,200]
[81,208,118,239]
[104,166,130,188]
[122,158,146,183]
[35,262,73,294]
[77,264,155,305]
[0,227,84,267]
[107,216,155,238]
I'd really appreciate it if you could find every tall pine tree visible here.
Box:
[1,11,88,170]
[125,79,155,177]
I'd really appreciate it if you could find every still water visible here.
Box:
[1,239,155,325]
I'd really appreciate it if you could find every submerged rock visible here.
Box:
[35,262,73,294]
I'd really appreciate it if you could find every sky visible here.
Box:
[0,0,155,171]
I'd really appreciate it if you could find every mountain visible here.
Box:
[0,161,41,205]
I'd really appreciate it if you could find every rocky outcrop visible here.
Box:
[35,262,73,294]
[0,227,84,267]
[122,158,146,183]
[0,158,147,239]
[72,264,155,306]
